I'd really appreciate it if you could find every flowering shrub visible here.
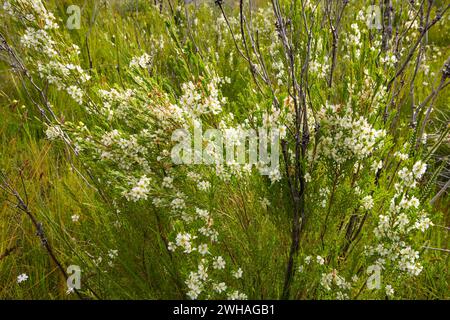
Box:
[0,0,448,300]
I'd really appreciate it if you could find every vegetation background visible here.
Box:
[0,0,448,299]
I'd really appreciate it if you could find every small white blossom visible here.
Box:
[130,53,152,69]
[212,256,226,270]
[227,290,248,300]
[45,125,63,140]
[412,161,427,179]
[197,180,211,191]
[213,282,227,293]
[17,273,28,284]
[304,256,312,265]
[304,172,311,182]
[108,249,118,260]
[176,233,195,253]
[66,85,83,104]
[316,255,325,265]
[260,197,271,208]
[233,268,243,279]
[162,176,174,189]
[385,284,394,297]
[371,160,383,173]
[167,242,176,252]
[361,195,374,210]
[198,244,209,256]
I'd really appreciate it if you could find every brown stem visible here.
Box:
[0,170,85,299]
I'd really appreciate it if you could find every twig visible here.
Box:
[0,170,84,300]
[430,179,450,205]
[422,246,450,253]
[386,3,450,91]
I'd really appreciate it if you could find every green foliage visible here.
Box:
[0,0,448,300]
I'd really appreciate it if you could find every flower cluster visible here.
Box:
[320,269,352,299]
[368,160,432,278]
[318,104,386,164]
[4,1,91,106]
[174,77,229,117]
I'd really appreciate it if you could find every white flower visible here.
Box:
[162,176,173,189]
[409,196,420,209]
[318,106,385,164]
[198,244,209,256]
[304,172,311,182]
[130,53,152,69]
[361,195,374,210]
[71,214,80,222]
[167,242,176,252]
[108,249,118,260]
[187,172,201,181]
[398,167,415,187]
[213,282,227,293]
[197,180,211,191]
[212,256,226,270]
[233,268,243,279]
[412,161,427,179]
[124,175,152,202]
[71,44,81,55]
[171,197,186,211]
[197,263,208,281]
[279,125,287,139]
[185,272,202,299]
[268,169,281,183]
[421,133,427,144]
[394,152,408,161]
[320,272,332,290]
[336,291,348,300]
[227,290,248,300]
[316,255,325,265]
[385,284,394,297]
[17,273,28,283]
[66,85,83,104]
[195,208,209,220]
[371,160,383,173]
[176,233,195,253]
[45,125,63,140]
[414,214,433,232]
[304,256,312,265]
[260,197,271,208]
